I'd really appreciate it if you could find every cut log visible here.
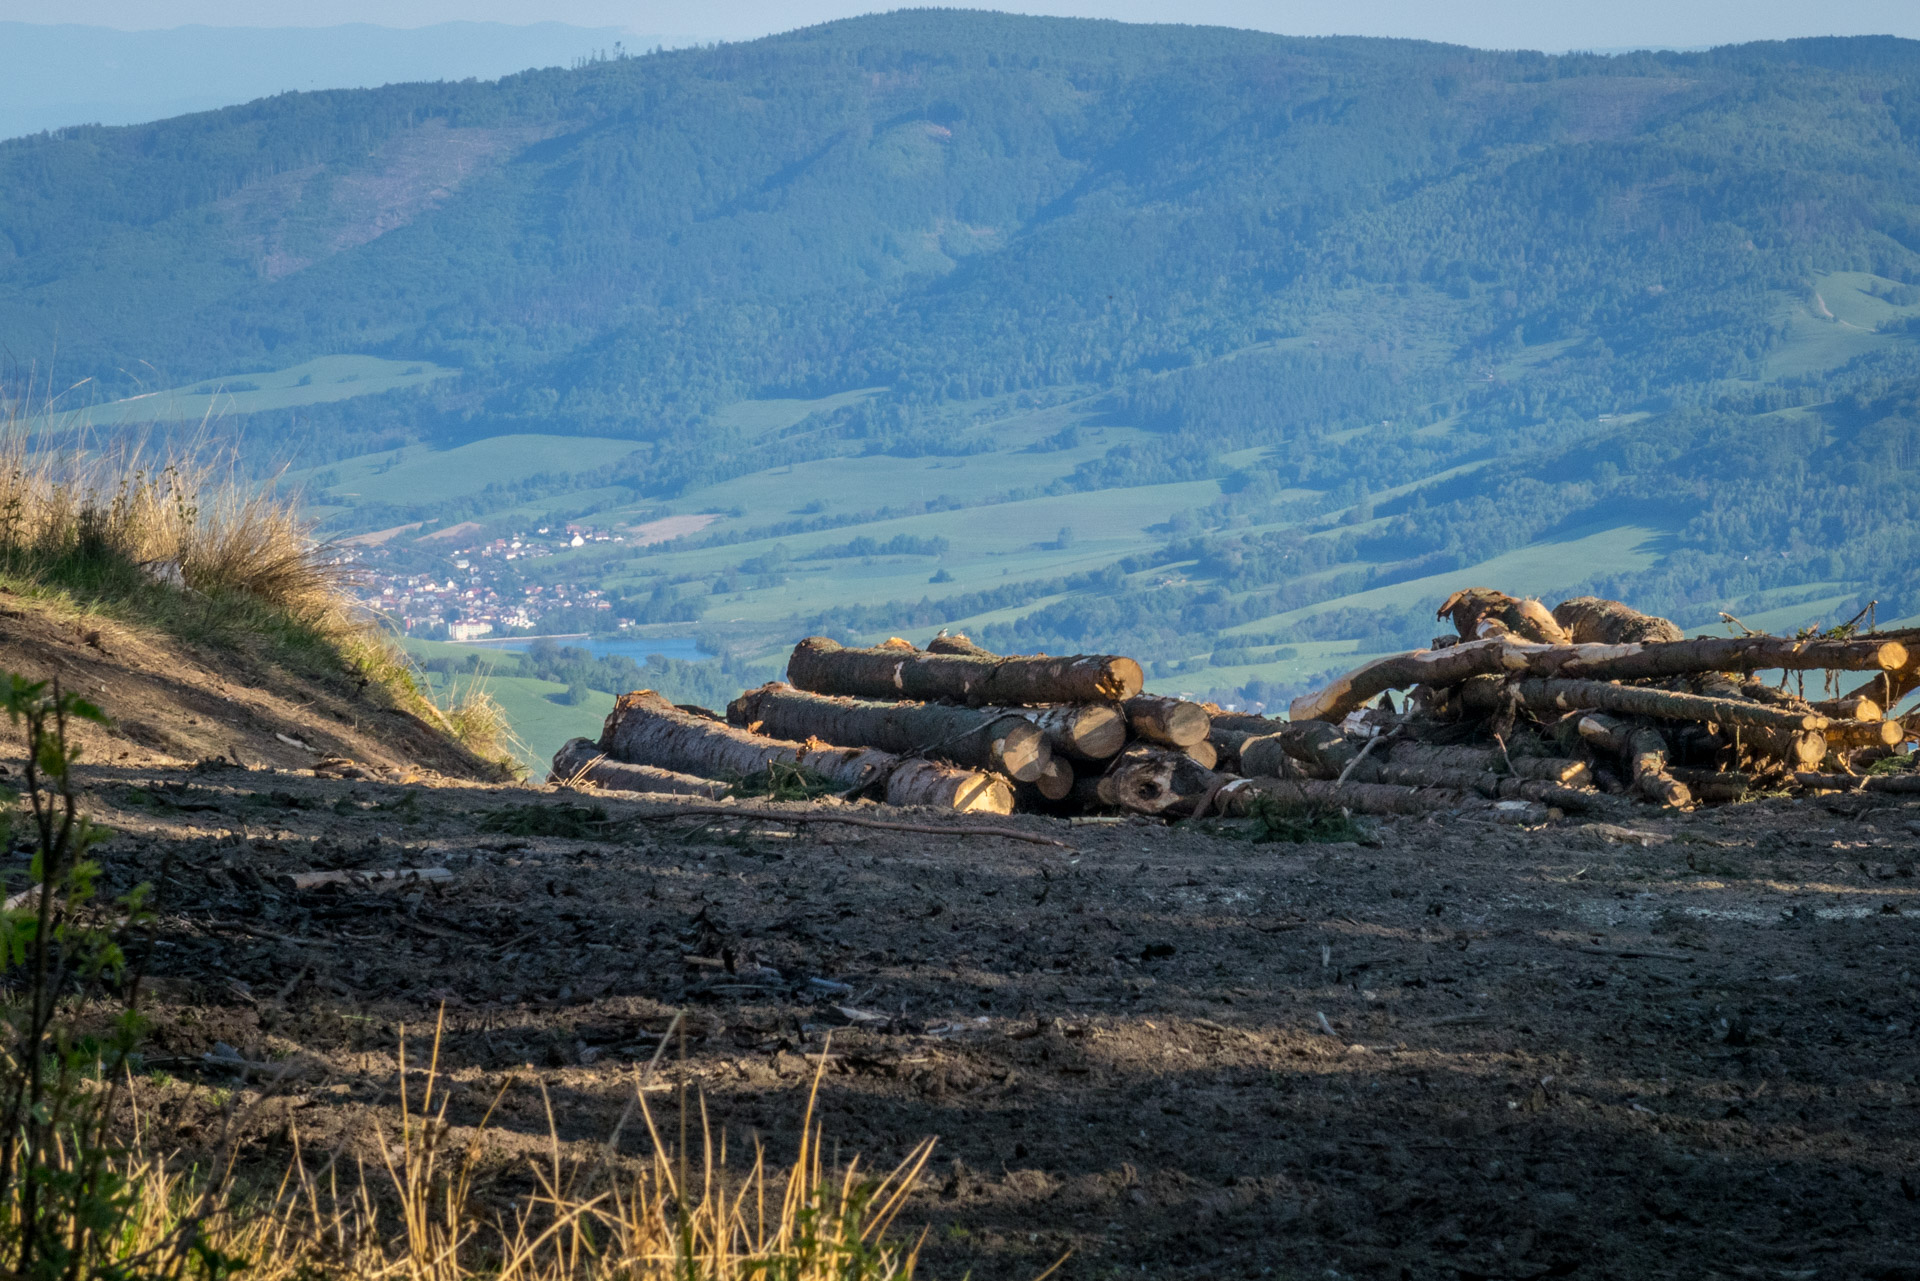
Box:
[1459,677,1830,734]
[884,759,1015,813]
[1569,636,1908,682]
[1235,721,1362,779]
[1093,746,1220,816]
[1810,694,1882,721]
[1388,743,1498,774]
[925,633,997,658]
[1377,762,1498,796]
[1181,738,1219,771]
[1825,719,1906,750]
[1207,725,1250,772]
[1294,635,1909,722]
[1438,589,1571,644]
[1022,704,1128,761]
[1031,756,1075,802]
[600,690,1010,812]
[1508,756,1592,786]
[1122,695,1211,747]
[1218,777,1474,817]
[1625,726,1691,807]
[1728,725,1830,771]
[787,636,1142,706]
[1576,713,1631,755]
[726,683,1051,782]
[1792,770,1920,795]
[1495,777,1607,812]
[551,738,729,797]
[1551,596,1684,644]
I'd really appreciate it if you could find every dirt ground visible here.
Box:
[41,760,1914,1281]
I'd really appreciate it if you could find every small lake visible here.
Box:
[455,635,712,664]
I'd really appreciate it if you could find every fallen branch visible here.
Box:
[1459,676,1830,734]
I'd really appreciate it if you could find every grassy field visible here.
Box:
[302,435,644,510]
[76,355,459,426]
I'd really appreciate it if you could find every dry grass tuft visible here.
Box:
[0,393,510,769]
[112,1018,939,1280]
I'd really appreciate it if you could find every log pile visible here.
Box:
[550,592,1918,821]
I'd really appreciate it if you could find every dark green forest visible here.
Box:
[5,13,1920,706]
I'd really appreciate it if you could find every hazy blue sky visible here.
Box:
[4,1,1917,50]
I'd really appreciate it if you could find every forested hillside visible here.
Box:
[5,13,1920,713]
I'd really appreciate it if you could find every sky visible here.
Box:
[3,0,1917,51]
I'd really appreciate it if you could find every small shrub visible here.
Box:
[729,761,841,802]
[1241,795,1367,844]
[478,801,612,839]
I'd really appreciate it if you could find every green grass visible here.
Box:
[707,388,887,437]
[602,477,1225,626]
[302,434,642,508]
[74,355,459,426]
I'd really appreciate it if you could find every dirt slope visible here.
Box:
[0,589,493,778]
[61,761,1920,1281]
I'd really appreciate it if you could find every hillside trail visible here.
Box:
[0,589,493,777]
[42,745,1917,1280]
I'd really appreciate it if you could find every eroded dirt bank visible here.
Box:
[69,767,1920,1280]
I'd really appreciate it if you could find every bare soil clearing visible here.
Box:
[70,765,1920,1280]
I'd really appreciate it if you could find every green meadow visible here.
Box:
[75,355,459,427]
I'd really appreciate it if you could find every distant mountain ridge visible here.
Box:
[0,21,691,140]
[4,12,1920,691]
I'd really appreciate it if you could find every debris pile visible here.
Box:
[551,593,1920,821]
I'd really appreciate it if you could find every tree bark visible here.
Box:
[1022,703,1128,761]
[788,636,1143,706]
[1625,726,1691,807]
[1728,725,1830,771]
[1459,677,1831,734]
[1031,756,1075,801]
[1123,695,1211,747]
[1376,762,1497,795]
[1824,719,1906,749]
[884,759,1015,813]
[600,690,1009,812]
[925,633,997,658]
[1236,721,1362,778]
[1091,745,1222,816]
[1811,694,1882,721]
[1509,756,1592,785]
[727,682,1050,781]
[1551,596,1684,644]
[1438,589,1570,643]
[550,738,729,797]
[1792,770,1920,795]
[1293,635,1907,722]
[1218,776,1474,817]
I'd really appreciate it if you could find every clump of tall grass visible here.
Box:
[0,410,340,623]
[0,393,508,766]
[100,1022,937,1280]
